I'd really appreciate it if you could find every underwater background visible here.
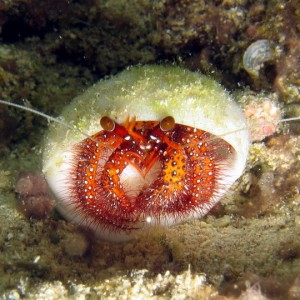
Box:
[0,1,299,299]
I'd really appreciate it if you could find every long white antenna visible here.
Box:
[1,99,299,144]
[216,116,300,140]
[0,99,93,140]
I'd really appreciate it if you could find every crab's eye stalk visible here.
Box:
[100,116,115,132]
[160,116,175,131]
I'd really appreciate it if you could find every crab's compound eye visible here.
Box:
[100,116,115,132]
[160,116,175,131]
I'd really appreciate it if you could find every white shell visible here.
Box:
[243,39,275,77]
[43,65,249,242]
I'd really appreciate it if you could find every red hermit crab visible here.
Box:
[42,65,249,242]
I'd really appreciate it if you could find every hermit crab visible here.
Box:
[41,65,249,242]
